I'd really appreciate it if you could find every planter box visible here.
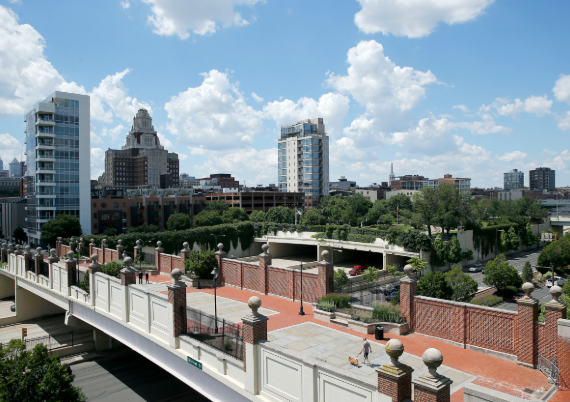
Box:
[183,276,215,288]
[347,319,409,335]
[314,309,335,323]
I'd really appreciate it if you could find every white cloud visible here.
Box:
[327,40,437,113]
[497,151,527,162]
[0,133,23,166]
[263,92,350,138]
[354,0,494,38]
[553,74,570,105]
[90,148,105,180]
[453,116,511,135]
[165,69,264,150]
[558,111,570,131]
[543,150,570,172]
[493,95,552,117]
[141,0,264,39]
[251,92,264,102]
[157,132,175,150]
[90,124,126,145]
[121,0,131,9]
[389,115,455,155]
[453,104,469,112]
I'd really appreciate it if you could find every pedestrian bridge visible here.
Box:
[549,214,570,226]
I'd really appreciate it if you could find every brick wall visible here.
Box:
[414,298,465,345]
[465,307,515,354]
[105,248,112,263]
[168,287,187,337]
[559,331,570,390]
[267,267,289,298]
[294,272,319,303]
[243,263,262,291]
[377,372,412,402]
[223,260,242,288]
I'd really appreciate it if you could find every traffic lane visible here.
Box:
[464,250,542,286]
[72,349,210,402]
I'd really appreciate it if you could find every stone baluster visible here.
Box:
[377,339,414,401]
[120,256,137,286]
[412,348,452,402]
[116,239,125,260]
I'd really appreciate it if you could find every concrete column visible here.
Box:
[88,254,102,306]
[515,282,538,368]
[214,243,226,284]
[23,245,32,271]
[120,256,136,286]
[399,265,416,331]
[167,268,187,348]
[116,239,124,260]
[412,349,452,402]
[34,247,43,277]
[89,239,96,257]
[317,250,334,298]
[258,244,271,295]
[242,296,269,395]
[558,318,570,391]
[93,328,111,352]
[65,250,76,287]
[377,339,414,402]
[155,241,164,273]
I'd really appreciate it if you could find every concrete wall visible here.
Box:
[463,383,542,402]
[0,280,65,326]
[0,274,14,299]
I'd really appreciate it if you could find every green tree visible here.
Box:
[386,265,399,280]
[40,215,82,246]
[127,223,160,233]
[206,200,229,213]
[321,195,350,224]
[378,213,395,225]
[433,182,462,234]
[417,272,453,300]
[433,235,447,267]
[407,256,427,277]
[520,222,536,248]
[12,227,27,243]
[507,227,520,253]
[472,198,491,225]
[447,236,462,264]
[193,210,223,227]
[538,234,570,270]
[0,340,87,401]
[103,227,118,236]
[333,268,349,292]
[366,200,388,224]
[249,210,266,222]
[499,230,510,253]
[445,265,478,302]
[362,266,379,283]
[266,206,294,224]
[346,193,373,219]
[300,209,326,225]
[166,213,192,231]
[461,249,474,266]
[222,207,249,224]
[521,261,533,283]
[184,250,218,279]
[386,193,413,214]
[483,254,523,292]
[413,187,439,237]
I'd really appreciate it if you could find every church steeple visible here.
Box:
[389,162,395,185]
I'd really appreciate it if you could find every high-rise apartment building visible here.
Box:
[504,169,524,190]
[24,92,91,245]
[529,167,555,191]
[277,118,329,208]
[102,109,179,189]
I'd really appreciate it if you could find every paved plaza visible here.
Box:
[268,322,476,395]
[186,292,279,323]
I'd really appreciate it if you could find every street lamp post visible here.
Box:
[211,267,219,334]
[299,261,305,316]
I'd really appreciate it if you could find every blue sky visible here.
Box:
[0,0,569,189]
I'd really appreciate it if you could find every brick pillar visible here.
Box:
[55,238,61,256]
[242,296,269,372]
[544,286,567,362]
[515,282,538,368]
[258,244,271,294]
[14,244,22,256]
[78,238,85,258]
[69,237,76,254]
[377,339,413,402]
[317,250,334,298]
[89,239,96,257]
[558,318,570,391]
[413,348,452,402]
[120,256,137,286]
[65,250,76,287]
[214,243,226,284]
[116,239,125,260]
[155,241,164,273]
[7,243,14,261]
[101,239,107,264]
[400,265,416,331]
[88,254,102,305]
[23,245,32,271]
[48,249,58,265]
[168,268,187,337]
[34,247,43,276]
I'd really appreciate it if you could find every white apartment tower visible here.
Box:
[24,92,91,245]
[278,118,329,208]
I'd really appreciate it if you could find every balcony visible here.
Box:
[36,168,55,175]
[36,119,55,127]
[36,180,56,186]
[37,155,55,163]
[36,143,55,151]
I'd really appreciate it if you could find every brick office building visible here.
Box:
[529,167,555,191]
[206,191,305,213]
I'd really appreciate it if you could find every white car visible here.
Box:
[469,264,483,272]
[546,276,566,288]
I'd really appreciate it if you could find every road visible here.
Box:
[464,248,553,311]
[73,349,210,401]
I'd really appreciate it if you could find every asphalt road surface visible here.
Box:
[73,349,211,401]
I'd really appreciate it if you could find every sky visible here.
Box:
[0,0,569,189]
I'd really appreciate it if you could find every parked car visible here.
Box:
[512,293,525,302]
[349,265,367,276]
[469,264,483,272]
[383,284,394,296]
[546,276,567,287]
[386,291,399,302]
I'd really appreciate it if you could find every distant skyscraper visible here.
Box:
[24,91,91,245]
[277,118,329,208]
[9,158,20,177]
[529,167,555,191]
[0,157,3,171]
[389,162,395,186]
[504,169,524,190]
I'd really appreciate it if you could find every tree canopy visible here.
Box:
[193,210,223,228]
[483,254,523,292]
[184,250,218,279]
[127,223,160,233]
[445,265,478,302]
[13,227,27,243]
[265,206,294,224]
[166,213,192,231]
[206,200,229,213]
[40,215,82,246]
[417,272,453,300]
[538,233,570,270]
[222,207,249,224]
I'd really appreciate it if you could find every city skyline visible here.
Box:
[0,1,569,188]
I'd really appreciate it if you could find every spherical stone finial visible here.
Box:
[118,239,123,245]
[136,239,141,247]
[522,282,534,298]
[404,264,414,276]
[157,241,162,247]
[79,238,83,243]
[422,348,443,376]
[36,247,42,253]
[67,250,74,259]
[321,249,329,260]
[183,241,189,249]
[15,244,21,250]
[171,268,182,282]
[102,239,107,245]
[248,296,262,312]
[261,244,269,253]
[217,243,224,251]
[385,339,404,365]
[550,285,563,302]
[50,248,56,256]
[123,256,132,267]
[91,254,99,262]
[90,239,95,244]
[25,245,30,252]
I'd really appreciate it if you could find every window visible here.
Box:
[101,203,107,208]
[123,203,126,207]
[113,203,118,208]
[93,213,97,218]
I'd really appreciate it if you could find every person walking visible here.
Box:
[145,271,149,284]
[358,337,372,366]
[138,270,143,284]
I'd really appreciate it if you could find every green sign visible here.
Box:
[187,356,203,370]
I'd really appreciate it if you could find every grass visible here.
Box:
[470,295,503,307]
[371,302,404,323]
[320,294,351,308]
[316,300,336,313]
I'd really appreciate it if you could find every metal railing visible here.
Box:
[335,270,419,294]
[27,258,35,273]
[39,261,49,277]
[538,354,559,386]
[1,330,87,352]
[186,307,244,361]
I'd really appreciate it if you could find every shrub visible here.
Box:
[470,295,503,307]
[320,293,351,309]
[390,290,400,306]
[371,302,404,323]
[317,299,336,313]
[333,269,349,292]
[417,272,453,300]
[498,285,518,298]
